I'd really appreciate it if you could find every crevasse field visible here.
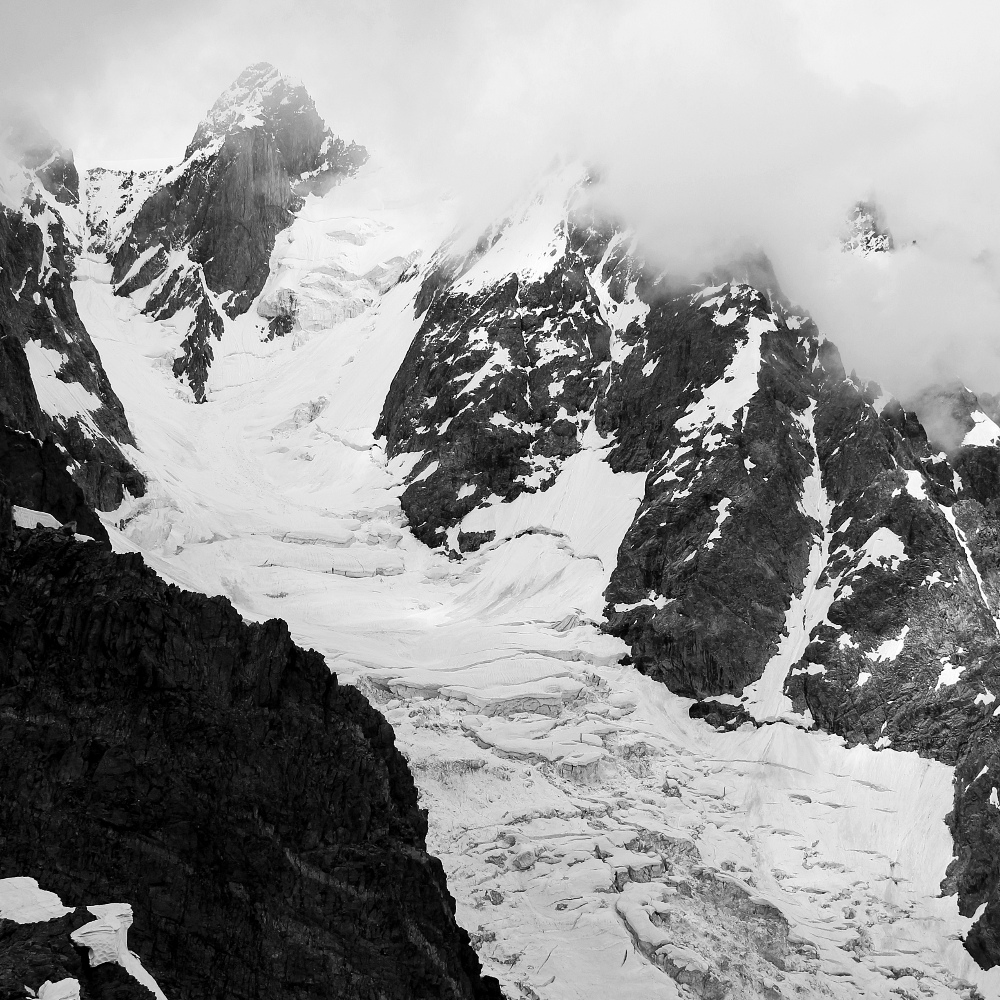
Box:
[55,161,1000,999]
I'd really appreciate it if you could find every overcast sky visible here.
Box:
[4,0,1000,395]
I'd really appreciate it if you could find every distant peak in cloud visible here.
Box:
[0,107,79,206]
[842,200,894,256]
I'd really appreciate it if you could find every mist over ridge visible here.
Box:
[3,0,1000,404]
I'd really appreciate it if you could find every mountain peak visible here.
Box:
[184,62,366,186]
[188,61,316,155]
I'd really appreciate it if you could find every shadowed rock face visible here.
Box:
[0,417,110,544]
[0,131,145,510]
[377,175,1000,968]
[377,194,614,549]
[109,63,367,401]
[0,488,503,1000]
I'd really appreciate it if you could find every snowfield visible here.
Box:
[65,171,1000,999]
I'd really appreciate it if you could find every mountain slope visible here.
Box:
[378,167,1000,971]
[12,79,1000,994]
[71,210,1000,996]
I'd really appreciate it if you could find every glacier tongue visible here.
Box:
[70,208,1000,999]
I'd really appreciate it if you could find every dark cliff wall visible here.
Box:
[0,417,110,543]
[0,492,501,1000]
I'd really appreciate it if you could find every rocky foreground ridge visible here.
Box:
[0,454,502,1000]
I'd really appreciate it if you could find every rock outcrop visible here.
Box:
[106,63,368,400]
[0,486,502,1000]
[377,170,613,549]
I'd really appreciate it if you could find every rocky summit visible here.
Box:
[98,63,367,401]
[6,54,1000,1000]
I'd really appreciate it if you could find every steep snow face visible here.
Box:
[192,61,299,146]
[254,160,452,340]
[83,165,163,258]
[74,180,1000,997]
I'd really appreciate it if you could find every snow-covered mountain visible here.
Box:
[7,62,1000,1000]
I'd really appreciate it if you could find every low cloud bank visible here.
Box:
[3,0,1000,396]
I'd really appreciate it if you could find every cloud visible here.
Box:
[4,0,1000,396]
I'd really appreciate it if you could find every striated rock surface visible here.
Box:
[0,486,502,1000]
[106,63,367,401]
[0,122,144,510]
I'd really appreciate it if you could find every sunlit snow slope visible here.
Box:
[66,161,1000,999]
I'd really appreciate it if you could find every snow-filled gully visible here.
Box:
[69,250,1000,999]
[740,403,838,726]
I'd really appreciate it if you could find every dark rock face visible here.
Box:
[0,490,502,1000]
[600,282,819,698]
[0,416,110,543]
[108,63,368,401]
[378,173,1000,968]
[0,152,145,510]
